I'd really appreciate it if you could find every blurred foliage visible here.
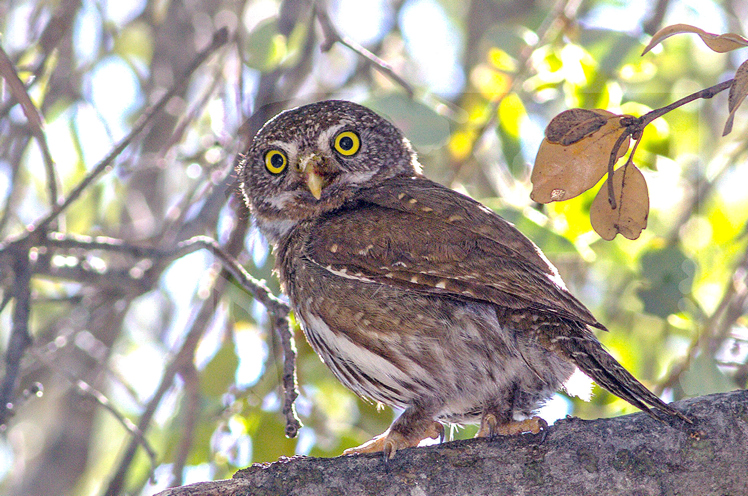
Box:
[2,0,748,495]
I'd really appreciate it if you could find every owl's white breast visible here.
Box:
[296,310,414,407]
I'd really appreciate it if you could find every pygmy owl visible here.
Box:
[239,100,689,458]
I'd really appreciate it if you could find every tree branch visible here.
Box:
[29,27,229,234]
[0,44,60,209]
[156,390,748,496]
[0,243,33,426]
[29,349,158,480]
[314,2,414,98]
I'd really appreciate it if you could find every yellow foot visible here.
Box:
[344,421,444,459]
[343,431,389,455]
[475,415,547,438]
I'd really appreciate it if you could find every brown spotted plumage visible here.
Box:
[239,100,689,459]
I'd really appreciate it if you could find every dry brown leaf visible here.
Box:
[723,59,748,135]
[531,113,630,203]
[545,108,612,145]
[642,23,748,55]
[590,164,649,241]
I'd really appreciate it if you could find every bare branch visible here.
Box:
[314,3,415,98]
[29,348,158,481]
[42,232,289,317]
[156,390,747,496]
[0,45,59,209]
[275,314,301,438]
[30,27,229,234]
[0,243,33,427]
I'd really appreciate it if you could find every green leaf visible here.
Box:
[637,245,695,318]
[680,353,735,396]
[245,18,287,71]
[365,95,450,149]
[200,338,239,397]
[486,202,577,256]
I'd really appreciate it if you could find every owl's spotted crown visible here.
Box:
[240,100,421,242]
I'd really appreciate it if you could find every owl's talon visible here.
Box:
[345,420,444,459]
[343,431,389,455]
[476,413,499,439]
[496,416,547,436]
[425,421,445,444]
[537,418,550,444]
[477,415,548,439]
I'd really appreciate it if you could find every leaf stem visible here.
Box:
[640,78,733,127]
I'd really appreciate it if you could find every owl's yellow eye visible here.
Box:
[333,131,360,156]
[264,150,287,174]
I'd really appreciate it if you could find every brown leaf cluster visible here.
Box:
[531,109,630,205]
[532,23,748,241]
[531,109,642,239]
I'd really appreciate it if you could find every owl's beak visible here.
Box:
[297,153,331,200]
[306,170,324,200]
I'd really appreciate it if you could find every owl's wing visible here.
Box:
[305,175,602,330]
[304,176,691,422]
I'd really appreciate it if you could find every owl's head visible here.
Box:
[240,100,420,242]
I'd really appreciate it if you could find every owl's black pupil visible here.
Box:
[339,136,354,150]
[271,153,284,167]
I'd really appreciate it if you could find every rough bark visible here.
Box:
[157,389,748,496]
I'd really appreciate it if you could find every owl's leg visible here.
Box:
[344,404,444,459]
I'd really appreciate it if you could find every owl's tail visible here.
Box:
[558,329,692,423]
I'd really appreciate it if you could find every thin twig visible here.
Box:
[41,230,298,431]
[603,79,734,209]
[43,232,289,316]
[275,313,301,438]
[605,128,634,209]
[639,79,733,127]
[29,348,158,480]
[0,45,59,209]
[314,3,414,98]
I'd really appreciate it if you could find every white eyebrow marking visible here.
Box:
[266,140,299,163]
[317,123,346,150]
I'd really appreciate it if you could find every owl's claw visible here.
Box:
[476,415,548,439]
[343,431,389,455]
[476,412,499,438]
[344,420,444,459]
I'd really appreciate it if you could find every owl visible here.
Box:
[239,100,689,459]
